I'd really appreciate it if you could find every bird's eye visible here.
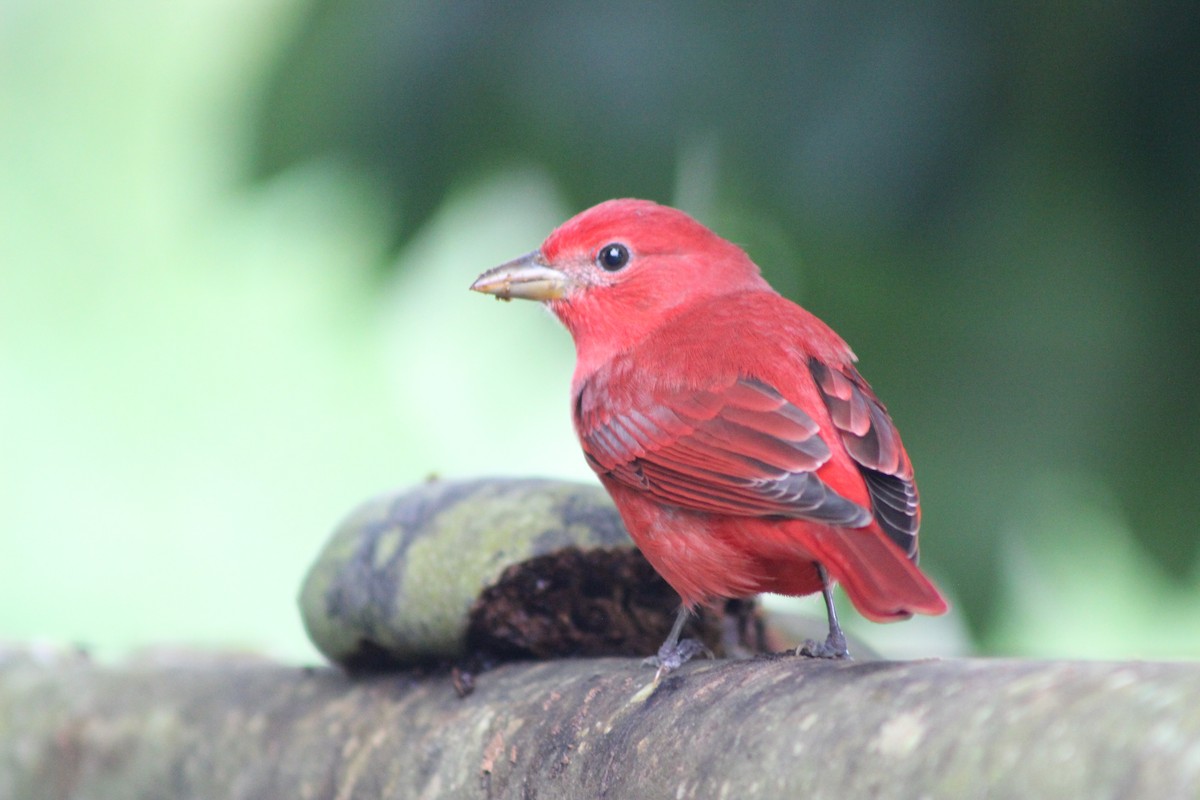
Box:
[597,243,630,271]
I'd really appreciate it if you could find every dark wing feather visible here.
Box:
[577,376,872,527]
[809,359,920,559]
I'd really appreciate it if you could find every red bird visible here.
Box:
[471,199,947,670]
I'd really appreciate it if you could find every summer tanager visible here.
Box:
[471,199,947,670]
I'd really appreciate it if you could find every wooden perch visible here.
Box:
[3,649,1200,798]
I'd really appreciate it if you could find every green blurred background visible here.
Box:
[2,1,1197,663]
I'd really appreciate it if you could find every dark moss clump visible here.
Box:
[464,547,765,663]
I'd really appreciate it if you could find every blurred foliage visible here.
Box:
[2,0,1197,660]
[252,2,989,254]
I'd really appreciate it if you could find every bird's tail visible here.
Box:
[806,525,948,622]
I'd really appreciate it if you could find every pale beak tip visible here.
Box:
[469,272,509,299]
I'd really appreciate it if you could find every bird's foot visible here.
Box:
[644,638,711,681]
[798,562,852,660]
[797,630,851,660]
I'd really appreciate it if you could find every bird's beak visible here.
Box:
[470,251,570,302]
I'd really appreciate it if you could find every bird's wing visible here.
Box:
[809,359,920,559]
[577,376,872,527]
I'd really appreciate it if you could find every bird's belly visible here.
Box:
[604,480,827,606]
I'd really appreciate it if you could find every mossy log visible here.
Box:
[3,649,1199,799]
[299,477,767,672]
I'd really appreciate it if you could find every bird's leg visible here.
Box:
[798,563,852,659]
[644,606,711,680]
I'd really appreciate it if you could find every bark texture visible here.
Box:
[3,648,1200,799]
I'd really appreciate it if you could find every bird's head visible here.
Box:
[471,199,769,364]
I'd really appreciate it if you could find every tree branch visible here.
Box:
[3,649,1199,798]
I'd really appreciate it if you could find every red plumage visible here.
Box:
[472,199,947,661]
